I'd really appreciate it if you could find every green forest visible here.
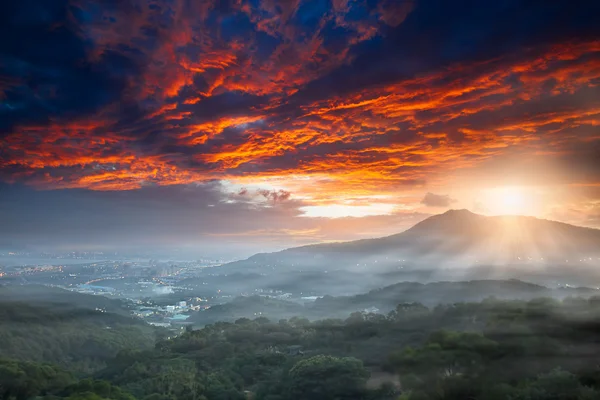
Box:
[0,301,160,373]
[3,296,600,400]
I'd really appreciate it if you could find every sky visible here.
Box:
[0,0,599,256]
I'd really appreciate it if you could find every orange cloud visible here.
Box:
[1,2,599,207]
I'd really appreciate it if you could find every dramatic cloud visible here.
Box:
[1,0,599,249]
[421,193,456,208]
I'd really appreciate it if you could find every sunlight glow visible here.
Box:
[300,203,396,218]
[500,188,524,212]
[485,186,532,215]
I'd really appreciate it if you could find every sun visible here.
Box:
[501,188,524,210]
[486,186,529,215]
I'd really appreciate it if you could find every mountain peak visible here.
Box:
[441,208,477,216]
[223,209,600,287]
[406,208,484,235]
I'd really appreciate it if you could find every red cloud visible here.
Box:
[1,0,599,200]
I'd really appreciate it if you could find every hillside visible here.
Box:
[189,295,306,326]
[0,287,161,372]
[218,210,600,288]
[189,280,600,326]
[0,284,130,314]
[310,279,600,315]
[7,295,600,400]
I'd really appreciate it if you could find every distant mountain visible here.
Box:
[189,279,600,326]
[219,210,600,289]
[311,279,600,315]
[399,209,600,261]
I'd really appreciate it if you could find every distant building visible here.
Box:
[166,305,175,312]
[177,301,187,307]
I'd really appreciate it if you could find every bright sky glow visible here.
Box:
[483,187,534,216]
[300,203,398,218]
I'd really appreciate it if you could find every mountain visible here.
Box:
[310,279,600,315]
[189,279,600,326]
[218,210,600,290]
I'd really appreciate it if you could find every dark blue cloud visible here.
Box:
[292,0,600,102]
[0,1,138,134]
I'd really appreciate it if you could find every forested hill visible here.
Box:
[189,279,600,326]
[0,284,129,314]
[311,279,600,315]
[5,296,600,400]
[0,300,161,373]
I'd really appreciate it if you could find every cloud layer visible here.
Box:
[2,0,599,190]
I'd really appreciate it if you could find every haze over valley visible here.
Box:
[3,210,600,328]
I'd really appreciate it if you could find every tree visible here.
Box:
[388,303,429,321]
[390,331,497,378]
[507,369,600,400]
[286,355,369,400]
[0,358,73,400]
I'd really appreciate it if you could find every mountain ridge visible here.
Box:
[214,210,600,291]
[236,210,600,261]
[189,278,600,326]
[245,210,599,256]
